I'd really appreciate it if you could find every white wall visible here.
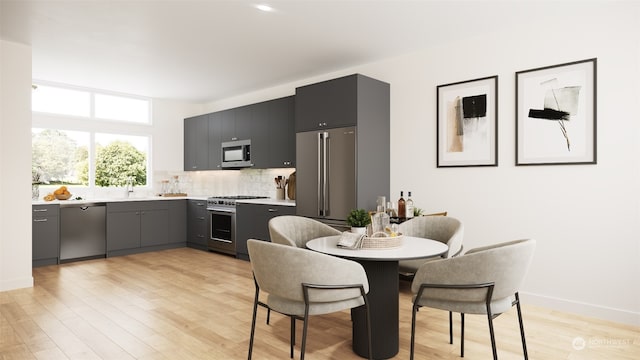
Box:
[202,3,640,325]
[0,40,34,291]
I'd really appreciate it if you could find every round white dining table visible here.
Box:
[306,235,448,359]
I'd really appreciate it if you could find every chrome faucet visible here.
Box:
[126,177,134,197]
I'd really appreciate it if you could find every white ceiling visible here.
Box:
[1,0,538,103]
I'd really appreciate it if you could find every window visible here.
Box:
[32,82,152,191]
[32,85,90,117]
[95,133,148,186]
[32,128,89,185]
[32,82,150,124]
[95,94,150,123]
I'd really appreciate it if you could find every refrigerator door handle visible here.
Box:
[317,132,323,216]
[322,131,329,216]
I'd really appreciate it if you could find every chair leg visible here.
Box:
[290,316,296,359]
[300,309,310,360]
[486,313,498,360]
[515,293,529,360]
[364,297,373,360]
[248,288,260,360]
[461,313,465,357]
[449,311,454,344]
[410,303,418,360]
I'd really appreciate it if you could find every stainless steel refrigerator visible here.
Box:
[296,127,356,228]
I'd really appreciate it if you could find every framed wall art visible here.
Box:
[516,58,597,165]
[437,75,498,167]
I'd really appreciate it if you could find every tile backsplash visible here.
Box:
[51,168,296,200]
[155,168,296,199]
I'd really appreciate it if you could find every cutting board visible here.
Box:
[287,171,296,200]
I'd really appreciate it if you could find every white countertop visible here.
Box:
[33,196,295,206]
[236,198,296,206]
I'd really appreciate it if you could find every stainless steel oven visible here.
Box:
[208,207,236,256]
[206,196,267,256]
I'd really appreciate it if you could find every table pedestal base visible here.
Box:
[351,260,399,359]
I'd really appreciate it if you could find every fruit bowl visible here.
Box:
[55,193,72,200]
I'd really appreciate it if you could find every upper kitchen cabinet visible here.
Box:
[184,114,209,171]
[248,101,270,168]
[219,107,252,143]
[267,96,295,168]
[296,74,387,132]
[208,112,223,170]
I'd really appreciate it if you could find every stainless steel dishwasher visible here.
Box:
[60,202,106,262]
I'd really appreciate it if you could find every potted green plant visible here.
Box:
[347,208,371,234]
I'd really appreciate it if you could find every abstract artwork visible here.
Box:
[516,58,597,165]
[437,75,497,167]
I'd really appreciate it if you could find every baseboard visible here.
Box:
[521,291,640,327]
[0,276,33,292]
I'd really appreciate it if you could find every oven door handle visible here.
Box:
[208,208,236,214]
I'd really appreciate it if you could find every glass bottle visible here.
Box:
[406,191,415,219]
[372,205,390,235]
[397,191,406,218]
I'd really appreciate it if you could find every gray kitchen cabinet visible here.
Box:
[235,202,295,260]
[218,104,257,144]
[168,200,187,245]
[219,109,235,142]
[295,74,361,132]
[140,207,169,247]
[184,114,209,171]
[208,112,223,170]
[187,95,296,170]
[267,96,295,168]
[233,105,253,141]
[32,204,59,267]
[187,199,208,250]
[106,201,170,256]
[249,101,270,168]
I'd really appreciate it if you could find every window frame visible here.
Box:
[31,81,153,191]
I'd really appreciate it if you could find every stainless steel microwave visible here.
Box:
[221,139,253,168]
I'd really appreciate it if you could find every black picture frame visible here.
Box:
[437,75,498,167]
[516,58,597,165]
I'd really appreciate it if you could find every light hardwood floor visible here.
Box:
[1,248,638,359]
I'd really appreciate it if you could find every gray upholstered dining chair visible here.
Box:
[247,239,372,360]
[409,238,536,360]
[264,216,342,325]
[398,215,464,278]
[269,215,341,248]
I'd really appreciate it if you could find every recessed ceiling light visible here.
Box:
[255,4,274,12]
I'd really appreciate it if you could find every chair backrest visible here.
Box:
[269,215,341,248]
[247,239,369,303]
[399,216,464,258]
[412,239,536,302]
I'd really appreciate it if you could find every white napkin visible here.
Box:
[337,231,366,249]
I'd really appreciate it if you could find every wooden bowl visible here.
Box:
[55,193,72,200]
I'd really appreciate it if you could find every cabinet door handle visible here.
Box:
[33,209,48,212]
[198,216,205,220]
[34,218,48,222]
[268,208,278,212]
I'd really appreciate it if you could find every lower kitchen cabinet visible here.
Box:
[32,204,59,267]
[235,202,295,260]
[187,199,208,250]
[107,200,182,257]
[168,200,187,245]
